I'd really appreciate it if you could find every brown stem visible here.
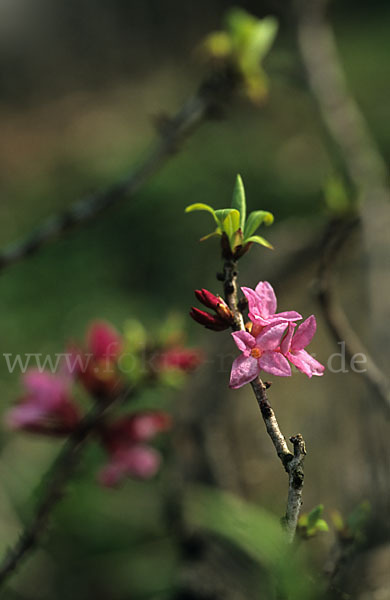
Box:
[295,0,390,414]
[0,67,238,276]
[318,219,390,415]
[0,386,133,586]
[221,257,305,542]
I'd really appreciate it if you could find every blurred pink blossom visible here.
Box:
[98,412,171,487]
[70,320,123,397]
[5,370,80,435]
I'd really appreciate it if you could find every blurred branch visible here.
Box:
[294,0,389,199]
[0,387,133,587]
[295,0,390,414]
[221,256,305,542]
[318,218,390,413]
[0,67,238,275]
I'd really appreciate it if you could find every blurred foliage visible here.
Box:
[0,2,389,599]
[186,486,318,599]
[200,9,278,103]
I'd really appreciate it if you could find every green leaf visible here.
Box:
[244,210,274,239]
[185,203,219,225]
[307,505,324,530]
[245,235,273,250]
[200,229,222,242]
[249,17,278,64]
[214,208,239,226]
[222,210,240,242]
[324,175,353,216]
[231,174,246,230]
[123,319,147,351]
[185,486,315,600]
[201,31,232,59]
[315,519,329,533]
[186,486,285,566]
[346,501,370,535]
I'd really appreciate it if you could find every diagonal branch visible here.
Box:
[294,0,390,414]
[318,218,390,414]
[0,67,238,275]
[221,257,305,542]
[0,386,134,587]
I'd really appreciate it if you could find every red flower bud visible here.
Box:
[195,289,221,310]
[194,289,234,325]
[189,308,230,331]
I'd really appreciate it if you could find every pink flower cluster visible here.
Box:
[99,413,171,487]
[230,281,325,389]
[4,320,201,486]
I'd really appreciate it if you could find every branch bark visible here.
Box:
[0,387,133,587]
[0,67,238,275]
[294,0,390,414]
[221,257,305,542]
[318,219,390,414]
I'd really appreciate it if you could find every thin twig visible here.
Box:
[0,386,133,586]
[221,257,305,542]
[0,67,238,275]
[318,219,390,414]
[294,0,390,414]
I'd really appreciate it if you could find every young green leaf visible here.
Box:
[222,210,240,242]
[244,210,274,239]
[249,17,278,63]
[185,203,219,226]
[214,208,239,226]
[307,505,324,530]
[200,229,222,242]
[315,519,329,533]
[231,174,246,230]
[245,235,273,249]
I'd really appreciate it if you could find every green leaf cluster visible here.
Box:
[185,174,274,256]
[200,9,278,103]
[298,505,329,539]
[331,501,371,543]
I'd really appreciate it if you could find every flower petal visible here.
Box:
[88,321,122,360]
[273,310,302,322]
[288,349,325,377]
[280,323,295,355]
[291,315,316,351]
[231,330,256,353]
[229,355,259,389]
[23,370,68,408]
[248,312,271,327]
[256,322,288,351]
[5,404,46,429]
[254,281,277,317]
[259,351,291,377]
[99,446,161,487]
[241,287,261,315]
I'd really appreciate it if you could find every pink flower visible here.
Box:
[5,370,80,435]
[156,346,203,372]
[229,323,291,389]
[70,321,123,397]
[88,321,122,361]
[242,281,302,326]
[280,316,325,378]
[98,412,171,487]
[98,446,161,487]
